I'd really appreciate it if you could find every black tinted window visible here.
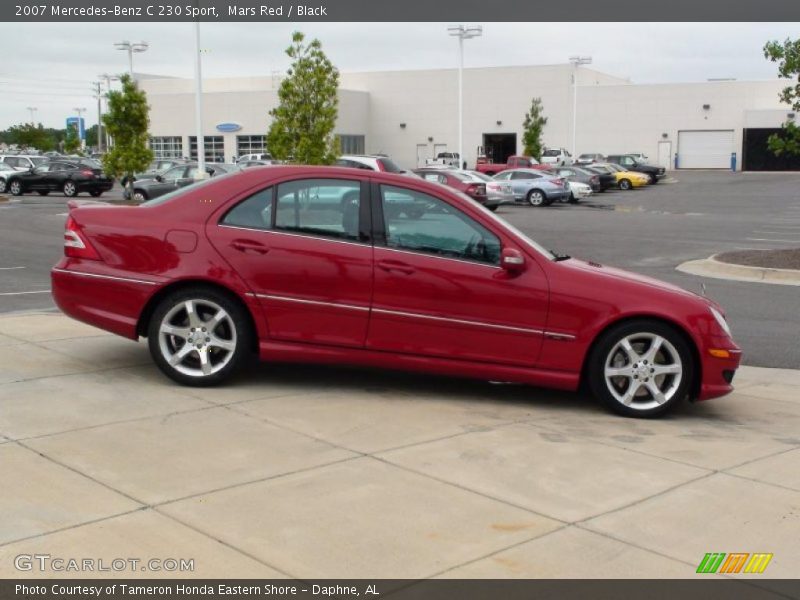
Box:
[222,187,273,230]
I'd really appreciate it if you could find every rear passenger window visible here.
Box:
[221,187,273,230]
[275,179,362,242]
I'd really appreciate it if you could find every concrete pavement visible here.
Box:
[0,311,798,580]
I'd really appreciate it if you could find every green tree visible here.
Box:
[522,98,548,160]
[267,31,340,165]
[102,74,153,196]
[63,123,81,154]
[6,123,56,151]
[764,38,800,157]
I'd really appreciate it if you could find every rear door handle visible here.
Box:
[231,239,269,254]
[377,259,415,275]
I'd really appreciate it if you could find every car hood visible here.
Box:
[564,258,702,299]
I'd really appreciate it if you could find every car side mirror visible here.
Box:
[501,247,526,273]
[155,175,163,182]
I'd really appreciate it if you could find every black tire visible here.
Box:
[526,189,547,207]
[486,204,498,212]
[37,190,50,196]
[0,179,7,194]
[619,179,632,191]
[62,180,78,197]
[132,190,148,203]
[89,190,103,198]
[649,174,658,184]
[568,192,579,204]
[9,180,23,196]
[587,319,695,418]
[147,287,254,387]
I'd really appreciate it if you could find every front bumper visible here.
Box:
[697,338,742,401]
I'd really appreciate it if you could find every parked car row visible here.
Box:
[1,157,113,197]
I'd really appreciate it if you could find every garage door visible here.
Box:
[678,130,734,169]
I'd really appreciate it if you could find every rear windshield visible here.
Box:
[31,157,48,166]
[140,172,235,207]
[542,150,560,157]
[377,158,403,173]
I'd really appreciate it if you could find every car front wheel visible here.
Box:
[588,319,694,418]
[9,180,23,195]
[148,288,253,386]
[527,189,547,207]
[132,190,148,203]
[619,179,632,191]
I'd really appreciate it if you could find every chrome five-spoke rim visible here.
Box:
[604,333,683,410]
[158,299,237,377]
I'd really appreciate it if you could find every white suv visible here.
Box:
[541,148,574,167]
[0,155,48,171]
[237,153,274,163]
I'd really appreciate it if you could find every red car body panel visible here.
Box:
[474,155,552,176]
[51,166,740,402]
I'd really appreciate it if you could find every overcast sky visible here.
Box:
[0,22,796,129]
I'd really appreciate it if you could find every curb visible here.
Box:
[677,254,800,286]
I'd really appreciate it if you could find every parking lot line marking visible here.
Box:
[0,290,50,296]
[745,238,800,243]
[752,231,800,235]
[0,266,26,270]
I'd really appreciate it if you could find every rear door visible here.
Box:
[211,176,374,348]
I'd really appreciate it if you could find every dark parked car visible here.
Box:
[129,163,237,202]
[120,158,189,189]
[6,159,113,198]
[553,166,601,192]
[606,154,666,184]
[582,165,617,192]
[414,168,499,211]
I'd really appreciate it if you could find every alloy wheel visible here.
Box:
[9,180,22,195]
[603,333,683,411]
[157,298,238,378]
[0,179,6,193]
[528,190,545,206]
[63,181,77,197]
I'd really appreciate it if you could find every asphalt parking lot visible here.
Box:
[1,171,799,582]
[0,312,798,581]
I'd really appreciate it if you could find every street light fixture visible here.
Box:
[98,74,120,150]
[26,106,37,124]
[569,55,592,157]
[114,41,149,77]
[448,24,482,170]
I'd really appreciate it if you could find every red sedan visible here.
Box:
[52,166,741,417]
[413,168,498,211]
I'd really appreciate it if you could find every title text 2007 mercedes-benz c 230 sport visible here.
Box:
[51,166,741,418]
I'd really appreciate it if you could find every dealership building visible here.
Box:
[140,63,798,171]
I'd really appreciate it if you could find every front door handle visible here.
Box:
[377,259,415,275]
[231,239,269,254]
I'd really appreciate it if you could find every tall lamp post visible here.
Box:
[569,55,592,158]
[26,106,37,124]
[193,21,206,179]
[114,41,149,77]
[448,24,482,170]
[98,74,120,150]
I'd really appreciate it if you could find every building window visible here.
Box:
[236,135,267,157]
[189,136,225,163]
[338,135,365,155]
[149,136,183,159]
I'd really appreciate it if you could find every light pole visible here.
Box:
[26,106,37,124]
[98,74,120,149]
[73,107,86,149]
[569,55,592,158]
[114,41,149,77]
[193,21,206,178]
[448,24,482,170]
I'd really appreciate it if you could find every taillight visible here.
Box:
[465,184,486,196]
[64,215,101,260]
[80,169,95,177]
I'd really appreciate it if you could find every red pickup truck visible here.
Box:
[474,155,551,176]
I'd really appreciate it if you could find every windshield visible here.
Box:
[377,158,403,173]
[543,150,560,157]
[31,157,47,166]
[140,172,235,207]
[466,171,492,182]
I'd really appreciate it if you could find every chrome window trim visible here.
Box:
[218,225,368,248]
[52,268,157,286]
[378,245,501,270]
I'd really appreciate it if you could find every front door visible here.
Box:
[210,177,373,348]
[367,183,548,367]
[416,144,429,168]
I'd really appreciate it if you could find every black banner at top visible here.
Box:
[3,0,800,22]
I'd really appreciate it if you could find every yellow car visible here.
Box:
[596,163,650,190]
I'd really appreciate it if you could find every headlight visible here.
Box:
[709,307,732,337]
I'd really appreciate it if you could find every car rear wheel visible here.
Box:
[132,190,148,203]
[9,180,22,195]
[588,319,694,418]
[0,179,6,193]
[619,179,632,191]
[527,189,546,207]
[148,288,253,386]
[649,174,658,184]
[63,181,78,197]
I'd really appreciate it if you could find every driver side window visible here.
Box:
[380,185,501,265]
